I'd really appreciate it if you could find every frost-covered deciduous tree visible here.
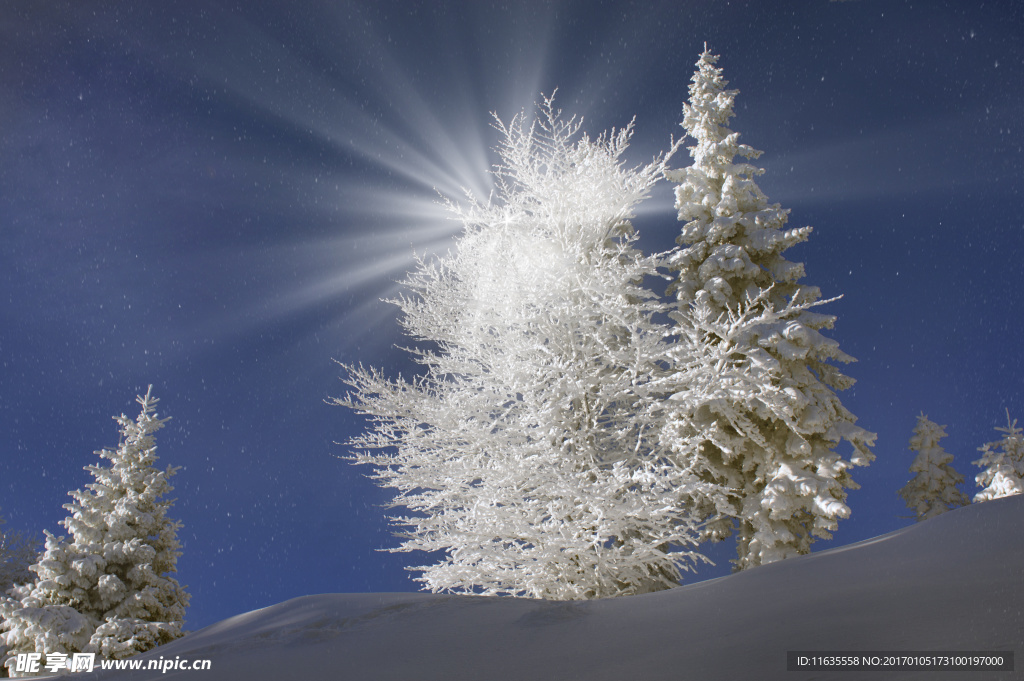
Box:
[898,414,968,521]
[335,98,716,599]
[0,513,39,596]
[973,411,1024,502]
[1,388,188,673]
[663,49,876,570]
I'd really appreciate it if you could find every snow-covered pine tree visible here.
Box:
[1,388,188,673]
[897,414,968,521]
[973,410,1024,502]
[0,513,39,596]
[335,97,715,599]
[662,48,876,570]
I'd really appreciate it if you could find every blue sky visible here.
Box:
[2,0,1022,630]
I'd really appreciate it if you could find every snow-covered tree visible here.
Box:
[897,414,968,521]
[335,97,720,599]
[662,49,876,570]
[973,411,1024,503]
[1,388,188,673]
[0,513,39,596]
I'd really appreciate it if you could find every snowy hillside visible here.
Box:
[92,496,1022,681]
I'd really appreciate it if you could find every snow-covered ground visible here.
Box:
[92,496,1022,680]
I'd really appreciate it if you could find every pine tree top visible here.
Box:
[682,49,761,169]
[973,410,1024,503]
[665,49,816,316]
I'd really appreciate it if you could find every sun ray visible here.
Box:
[163,2,693,357]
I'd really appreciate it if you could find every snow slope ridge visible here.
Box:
[91,496,1023,681]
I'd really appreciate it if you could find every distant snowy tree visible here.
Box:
[335,97,721,599]
[662,49,876,570]
[973,411,1024,503]
[897,414,968,521]
[0,388,188,674]
[0,513,39,596]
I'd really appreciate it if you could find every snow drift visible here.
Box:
[91,495,1022,680]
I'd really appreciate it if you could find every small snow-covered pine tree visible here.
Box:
[0,513,39,595]
[973,411,1024,502]
[663,49,876,570]
[1,388,188,673]
[335,98,717,599]
[897,414,968,521]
